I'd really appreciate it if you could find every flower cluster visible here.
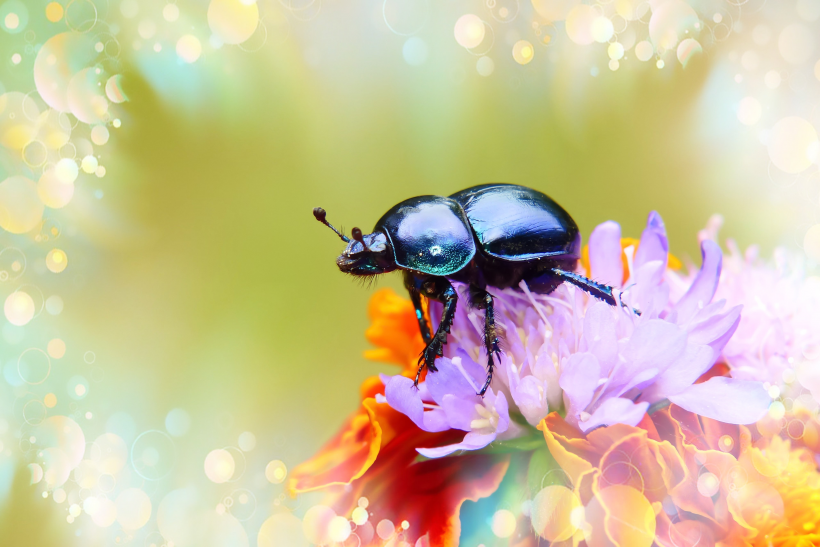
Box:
[383,212,767,459]
[288,213,820,547]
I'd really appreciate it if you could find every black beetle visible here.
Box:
[314,183,625,396]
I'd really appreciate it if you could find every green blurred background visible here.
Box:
[0,0,808,544]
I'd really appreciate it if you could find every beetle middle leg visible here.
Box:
[411,277,458,387]
[471,288,501,397]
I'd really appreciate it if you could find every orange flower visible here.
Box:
[289,289,510,547]
[536,405,820,547]
[363,287,426,374]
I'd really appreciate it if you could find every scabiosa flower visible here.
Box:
[699,215,820,409]
[382,212,769,457]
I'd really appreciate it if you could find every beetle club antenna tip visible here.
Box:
[313,206,350,243]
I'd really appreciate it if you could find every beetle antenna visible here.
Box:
[313,207,350,243]
[351,227,368,251]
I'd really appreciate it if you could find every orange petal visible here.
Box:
[594,430,671,504]
[363,288,426,373]
[287,398,404,495]
[538,414,594,486]
[348,452,510,547]
[584,485,656,547]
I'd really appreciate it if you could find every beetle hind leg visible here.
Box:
[478,290,501,397]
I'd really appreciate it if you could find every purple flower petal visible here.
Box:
[511,375,550,426]
[668,377,769,424]
[687,305,742,358]
[631,260,669,318]
[589,221,623,287]
[440,394,478,431]
[613,320,687,393]
[579,397,650,432]
[674,239,722,325]
[583,302,618,374]
[384,376,450,432]
[634,211,668,271]
[416,432,497,458]
[559,352,600,417]
[426,356,479,404]
[641,344,714,401]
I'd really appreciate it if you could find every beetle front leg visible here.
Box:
[414,278,458,387]
[404,273,432,345]
[477,291,501,397]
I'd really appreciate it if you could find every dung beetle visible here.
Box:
[314,183,626,396]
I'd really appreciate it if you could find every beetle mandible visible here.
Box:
[314,183,628,396]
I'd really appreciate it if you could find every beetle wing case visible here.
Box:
[375,196,476,276]
[450,183,581,261]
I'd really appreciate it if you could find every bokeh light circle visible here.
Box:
[165,408,191,437]
[177,35,202,63]
[491,509,516,537]
[402,37,428,66]
[737,97,761,126]
[512,40,534,64]
[531,485,581,541]
[382,0,430,36]
[258,513,309,547]
[778,23,815,65]
[94,433,128,474]
[204,448,235,483]
[266,459,287,484]
[303,505,337,544]
[5,291,35,326]
[454,14,485,49]
[566,4,597,45]
[116,488,152,530]
[131,429,177,480]
[0,176,44,233]
[18,348,51,383]
[208,0,259,45]
[767,116,818,174]
[476,56,494,76]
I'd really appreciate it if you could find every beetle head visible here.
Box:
[336,230,396,276]
[313,208,396,276]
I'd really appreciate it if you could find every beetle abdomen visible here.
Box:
[450,183,580,261]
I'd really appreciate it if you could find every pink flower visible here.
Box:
[382,213,769,457]
[700,215,820,407]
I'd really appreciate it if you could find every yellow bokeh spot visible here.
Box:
[4,291,35,326]
[531,485,581,541]
[204,449,235,483]
[265,459,287,484]
[46,2,64,22]
[44,393,57,408]
[5,13,19,30]
[46,248,68,273]
[454,14,485,49]
[513,40,535,65]
[48,338,66,359]
[491,509,516,538]
[351,506,368,525]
